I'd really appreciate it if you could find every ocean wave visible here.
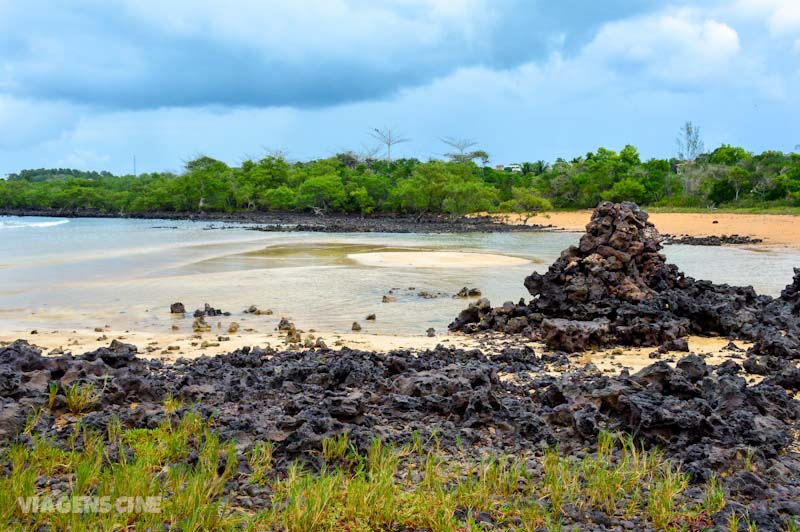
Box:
[0,219,69,230]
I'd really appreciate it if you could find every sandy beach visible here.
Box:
[517,210,800,248]
[0,326,486,361]
[347,250,531,268]
[1,323,748,379]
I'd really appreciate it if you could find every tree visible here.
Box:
[296,175,347,211]
[261,185,296,211]
[727,166,751,201]
[441,137,488,164]
[676,121,705,162]
[369,127,409,162]
[709,144,750,165]
[499,187,552,225]
[601,178,648,204]
[521,161,548,176]
[619,144,641,167]
[442,180,495,216]
[181,156,232,212]
[349,186,375,215]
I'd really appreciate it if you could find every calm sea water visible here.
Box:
[1,215,798,335]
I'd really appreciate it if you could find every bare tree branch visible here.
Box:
[440,137,477,155]
[369,127,409,162]
[676,121,704,162]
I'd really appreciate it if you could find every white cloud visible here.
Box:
[582,12,740,83]
[0,96,83,149]
[735,0,800,36]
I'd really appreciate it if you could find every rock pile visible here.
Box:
[451,201,800,351]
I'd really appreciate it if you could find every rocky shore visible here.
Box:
[662,234,764,246]
[1,201,798,530]
[1,337,798,530]
[451,202,800,355]
[0,208,553,233]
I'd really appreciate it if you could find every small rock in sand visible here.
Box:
[227,322,240,334]
[366,314,376,321]
[455,287,482,298]
[426,327,436,337]
[382,295,396,303]
[352,322,362,331]
[192,317,211,333]
[170,302,186,314]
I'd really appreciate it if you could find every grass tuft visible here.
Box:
[64,381,100,414]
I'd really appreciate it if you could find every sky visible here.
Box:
[0,0,799,175]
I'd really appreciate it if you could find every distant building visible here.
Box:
[675,161,696,174]
[495,163,523,173]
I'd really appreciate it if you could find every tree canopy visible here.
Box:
[2,143,799,216]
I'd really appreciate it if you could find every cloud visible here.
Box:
[0,96,83,149]
[734,0,800,36]
[0,0,659,110]
[1,0,799,177]
[582,12,740,86]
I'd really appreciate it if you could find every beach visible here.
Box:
[2,212,799,361]
[2,206,799,531]
[526,210,800,248]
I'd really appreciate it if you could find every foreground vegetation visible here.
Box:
[1,140,799,218]
[3,405,786,531]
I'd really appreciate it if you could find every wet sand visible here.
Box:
[503,210,800,248]
[348,251,530,268]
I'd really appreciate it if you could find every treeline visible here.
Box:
[1,145,799,217]
[7,168,115,182]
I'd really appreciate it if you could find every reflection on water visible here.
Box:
[1,216,798,335]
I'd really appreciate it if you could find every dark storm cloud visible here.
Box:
[0,0,661,110]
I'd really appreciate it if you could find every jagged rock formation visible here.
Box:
[781,268,800,315]
[1,339,798,529]
[450,201,800,351]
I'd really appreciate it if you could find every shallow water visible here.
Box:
[1,215,798,335]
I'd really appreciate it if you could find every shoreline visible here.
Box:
[513,210,800,248]
[0,208,556,234]
[2,201,799,530]
[4,207,799,246]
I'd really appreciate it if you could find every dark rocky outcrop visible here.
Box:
[450,201,800,352]
[193,303,230,318]
[1,339,798,528]
[663,234,764,246]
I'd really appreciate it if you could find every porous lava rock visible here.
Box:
[1,339,798,528]
[451,201,800,351]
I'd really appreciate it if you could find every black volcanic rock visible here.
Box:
[0,339,798,528]
[450,201,800,352]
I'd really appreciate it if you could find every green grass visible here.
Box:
[1,411,729,531]
[64,382,101,414]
